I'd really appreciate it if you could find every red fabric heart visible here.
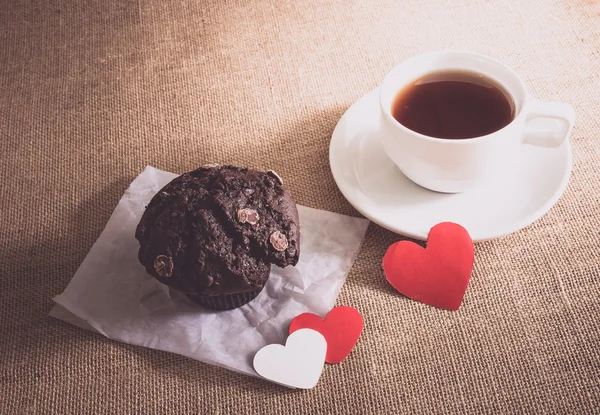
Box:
[289,306,363,364]
[382,222,474,311]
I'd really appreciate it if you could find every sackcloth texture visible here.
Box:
[1,0,599,413]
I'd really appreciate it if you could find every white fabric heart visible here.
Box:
[253,328,327,389]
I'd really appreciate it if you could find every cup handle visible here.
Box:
[523,98,575,148]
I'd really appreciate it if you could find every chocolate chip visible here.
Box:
[245,210,259,225]
[237,208,260,225]
[269,230,288,251]
[267,170,283,185]
[154,255,173,277]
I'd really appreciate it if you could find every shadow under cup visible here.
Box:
[378,50,573,194]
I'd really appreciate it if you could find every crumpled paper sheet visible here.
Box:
[50,166,370,378]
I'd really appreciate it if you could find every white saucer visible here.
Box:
[329,88,572,242]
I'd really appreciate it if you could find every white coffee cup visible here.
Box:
[379,50,575,193]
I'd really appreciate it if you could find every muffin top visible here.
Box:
[135,165,300,297]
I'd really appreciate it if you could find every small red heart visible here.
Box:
[289,306,363,364]
[383,222,474,311]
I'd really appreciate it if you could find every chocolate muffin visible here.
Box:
[135,165,300,310]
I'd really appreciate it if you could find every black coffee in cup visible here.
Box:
[391,70,515,139]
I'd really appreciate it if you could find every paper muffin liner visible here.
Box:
[186,287,263,310]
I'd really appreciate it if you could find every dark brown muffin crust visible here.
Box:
[135,165,300,300]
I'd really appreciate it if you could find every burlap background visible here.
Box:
[1,0,599,413]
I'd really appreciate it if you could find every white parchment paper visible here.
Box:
[50,166,369,378]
